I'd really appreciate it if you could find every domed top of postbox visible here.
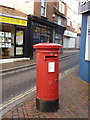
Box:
[33,43,62,49]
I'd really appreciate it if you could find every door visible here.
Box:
[15,28,24,57]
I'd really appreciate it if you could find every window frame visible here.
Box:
[41,0,46,17]
[59,0,65,15]
[58,16,61,25]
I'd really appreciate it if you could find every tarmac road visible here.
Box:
[1,54,79,105]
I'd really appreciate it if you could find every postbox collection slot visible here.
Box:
[45,56,57,58]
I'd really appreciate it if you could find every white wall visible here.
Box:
[0,0,34,15]
[65,0,82,30]
[0,0,14,8]
[13,0,34,15]
[65,0,79,13]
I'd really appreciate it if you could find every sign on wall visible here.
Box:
[0,16,27,26]
[85,16,90,61]
[80,0,90,6]
[79,0,90,13]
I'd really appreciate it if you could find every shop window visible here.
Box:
[16,47,23,55]
[41,28,46,36]
[47,29,50,34]
[41,0,46,17]
[0,31,12,57]
[55,33,62,44]
[40,28,46,43]
[47,34,50,42]
[33,26,51,44]
[34,26,40,33]
[33,26,40,44]
[16,31,23,45]
[46,29,51,42]
[40,36,46,43]
[15,29,24,56]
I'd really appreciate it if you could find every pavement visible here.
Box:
[1,49,89,119]
[1,66,88,119]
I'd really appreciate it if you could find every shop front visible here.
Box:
[63,30,77,49]
[0,15,27,58]
[33,25,63,45]
[24,15,66,59]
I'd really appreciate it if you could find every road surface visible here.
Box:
[2,54,79,104]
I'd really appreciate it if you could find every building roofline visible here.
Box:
[0,5,27,18]
[0,5,14,9]
[0,13,27,20]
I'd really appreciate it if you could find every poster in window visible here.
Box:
[16,31,23,45]
[85,16,90,61]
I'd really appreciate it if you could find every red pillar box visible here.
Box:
[33,43,62,112]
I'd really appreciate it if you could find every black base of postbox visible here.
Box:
[36,98,59,112]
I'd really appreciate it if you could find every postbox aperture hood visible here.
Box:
[33,43,62,49]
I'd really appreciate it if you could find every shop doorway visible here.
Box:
[15,28,24,57]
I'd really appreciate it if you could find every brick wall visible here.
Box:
[33,1,67,28]
[34,2,41,17]
[0,6,27,18]
[34,2,59,23]
[47,2,58,22]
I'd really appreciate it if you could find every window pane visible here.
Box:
[41,0,46,7]
[59,1,62,12]
[59,1,65,14]
[34,26,40,33]
[33,27,40,44]
[47,35,50,42]
[58,16,61,25]
[55,33,60,39]
[41,28,46,36]
[41,7,45,16]
[62,2,65,14]
[16,31,23,45]
[16,47,23,55]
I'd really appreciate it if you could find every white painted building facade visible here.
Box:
[63,30,77,48]
[63,0,82,49]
